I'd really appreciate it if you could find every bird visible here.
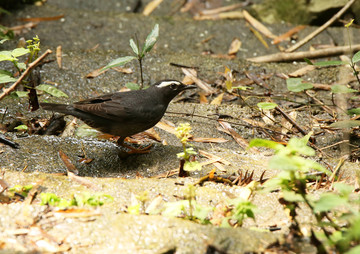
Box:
[40,80,196,153]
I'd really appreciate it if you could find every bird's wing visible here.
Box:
[73,92,133,121]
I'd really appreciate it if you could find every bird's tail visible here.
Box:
[40,103,72,115]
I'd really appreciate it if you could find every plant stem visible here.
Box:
[139,57,144,89]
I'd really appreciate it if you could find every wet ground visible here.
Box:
[0,0,360,253]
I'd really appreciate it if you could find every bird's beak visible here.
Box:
[181,84,197,90]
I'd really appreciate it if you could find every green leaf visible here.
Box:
[313,60,346,66]
[13,91,29,98]
[102,56,136,71]
[162,200,187,217]
[129,39,139,56]
[352,51,360,63]
[14,124,28,130]
[11,48,30,57]
[348,108,360,115]
[0,71,16,83]
[125,82,140,90]
[249,139,284,151]
[193,203,212,222]
[142,23,159,55]
[36,84,68,98]
[346,245,360,254]
[0,38,8,44]
[0,50,14,62]
[304,58,313,65]
[331,84,357,94]
[257,102,277,110]
[75,124,100,138]
[286,78,313,92]
[282,190,304,202]
[17,62,26,70]
[333,182,353,197]
[313,193,348,213]
[232,86,253,90]
[184,161,202,172]
[330,120,360,128]
[287,134,315,156]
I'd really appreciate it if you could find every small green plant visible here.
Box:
[162,184,212,224]
[102,24,159,90]
[7,184,33,198]
[40,192,113,208]
[250,133,360,252]
[0,36,67,101]
[219,198,256,228]
[175,123,202,175]
[127,190,149,215]
[301,19,360,127]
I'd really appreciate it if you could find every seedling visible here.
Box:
[102,24,159,90]
[175,123,201,176]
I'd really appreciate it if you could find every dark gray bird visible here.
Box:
[41,80,196,152]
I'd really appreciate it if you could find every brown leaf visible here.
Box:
[199,150,231,165]
[155,121,175,134]
[181,68,216,94]
[58,150,78,175]
[228,38,242,55]
[56,45,62,69]
[19,14,65,22]
[199,92,208,104]
[243,10,276,39]
[272,25,306,45]
[85,66,108,78]
[192,137,229,143]
[218,120,259,153]
[67,171,100,190]
[289,65,316,77]
[143,0,164,16]
[210,92,224,105]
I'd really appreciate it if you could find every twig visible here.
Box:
[275,106,308,137]
[0,49,53,100]
[248,44,360,63]
[285,0,356,52]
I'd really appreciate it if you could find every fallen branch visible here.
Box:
[0,49,52,100]
[247,44,360,63]
[285,0,356,52]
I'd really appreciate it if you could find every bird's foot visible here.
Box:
[122,142,152,154]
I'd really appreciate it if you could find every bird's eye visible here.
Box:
[170,83,178,90]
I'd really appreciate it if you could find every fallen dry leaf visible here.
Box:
[85,66,108,78]
[156,121,176,135]
[182,67,216,94]
[143,0,164,16]
[56,45,62,68]
[199,150,231,165]
[272,25,306,45]
[228,38,242,55]
[289,65,316,77]
[218,120,259,153]
[191,137,229,143]
[210,92,224,105]
[20,14,64,22]
[243,10,276,39]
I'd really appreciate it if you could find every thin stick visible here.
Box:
[0,49,52,100]
[247,44,360,63]
[285,0,355,53]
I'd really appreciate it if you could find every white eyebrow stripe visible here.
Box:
[156,81,181,88]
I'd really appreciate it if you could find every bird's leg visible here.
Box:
[116,137,152,154]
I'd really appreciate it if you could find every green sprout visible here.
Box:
[175,123,201,174]
[102,24,159,90]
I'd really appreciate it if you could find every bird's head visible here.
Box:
[153,80,196,101]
